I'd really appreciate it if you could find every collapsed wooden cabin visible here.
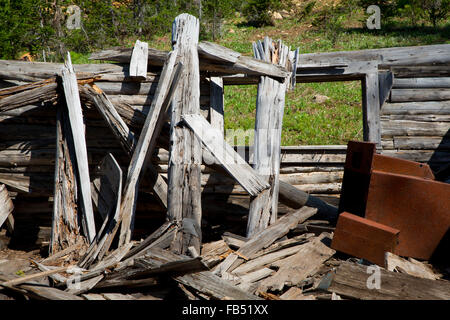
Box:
[0,14,449,300]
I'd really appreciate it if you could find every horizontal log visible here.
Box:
[390,66,450,78]
[392,136,450,150]
[382,101,450,115]
[381,120,450,137]
[107,94,210,107]
[381,114,450,122]
[392,77,450,89]
[298,44,450,67]
[390,89,450,102]
[381,149,450,163]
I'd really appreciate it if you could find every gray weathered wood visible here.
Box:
[381,120,450,137]
[119,49,182,246]
[209,76,224,131]
[50,106,85,254]
[0,184,13,231]
[393,77,450,88]
[362,71,381,145]
[129,40,149,79]
[181,114,269,196]
[390,89,450,102]
[215,206,318,275]
[390,65,450,78]
[325,261,450,300]
[248,37,292,237]
[60,53,96,243]
[198,41,241,64]
[385,252,440,280]
[298,44,450,67]
[382,101,450,115]
[257,235,335,292]
[167,14,203,255]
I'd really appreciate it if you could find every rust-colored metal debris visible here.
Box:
[331,211,400,266]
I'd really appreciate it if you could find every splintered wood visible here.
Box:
[0,12,449,301]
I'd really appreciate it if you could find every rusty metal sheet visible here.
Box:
[365,170,450,260]
[338,141,376,217]
[331,212,400,267]
[372,154,435,180]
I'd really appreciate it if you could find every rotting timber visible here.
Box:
[0,13,449,300]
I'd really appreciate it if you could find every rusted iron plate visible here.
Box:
[338,141,376,217]
[372,154,435,180]
[331,211,400,267]
[365,170,450,259]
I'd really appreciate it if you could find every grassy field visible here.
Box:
[73,2,450,146]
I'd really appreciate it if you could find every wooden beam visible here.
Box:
[247,37,292,237]
[60,53,96,243]
[167,14,203,255]
[181,114,269,196]
[129,40,148,80]
[0,184,13,231]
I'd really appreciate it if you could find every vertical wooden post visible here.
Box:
[167,14,203,255]
[0,184,13,233]
[210,76,224,132]
[60,53,96,243]
[50,106,85,254]
[362,66,381,145]
[247,37,292,238]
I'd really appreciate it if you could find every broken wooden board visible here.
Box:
[280,287,316,300]
[385,252,440,280]
[60,53,96,243]
[50,106,85,255]
[214,206,318,275]
[181,114,269,196]
[325,261,450,300]
[200,240,232,268]
[129,40,149,80]
[257,235,335,292]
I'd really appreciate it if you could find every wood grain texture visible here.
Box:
[60,53,96,243]
[167,14,203,255]
[129,40,149,79]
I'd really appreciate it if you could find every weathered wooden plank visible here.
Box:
[209,76,224,131]
[258,235,335,292]
[298,44,450,67]
[248,37,292,237]
[198,41,241,64]
[392,136,450,150]
[381,114,450,122]
[0,266,68,287]
[167,14,203,255]
[390,66,450,78]
[325,261,450,300]
[119,49,182,246]
[78,153,123,268]
[214,206,318,275]
[0,184,13,231]
[381,120,450,137]
[60,53,96,243]
[50,106,84,254]
[382,101,450,115]
[393,77,450,89]
[181,114,269,196]
[129,40,149,79]
[385,252,440,280]
[378,71,393,107]
[380,149,450,163]
[390,89,450,102]
[362,71,381,144]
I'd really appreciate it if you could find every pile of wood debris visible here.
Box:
[0,13,449,301]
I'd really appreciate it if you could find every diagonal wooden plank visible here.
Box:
[118,49,183,246]
[182,114,269,196]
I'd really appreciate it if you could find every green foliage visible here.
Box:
[200,0,241,40]
[242,0,282,27]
